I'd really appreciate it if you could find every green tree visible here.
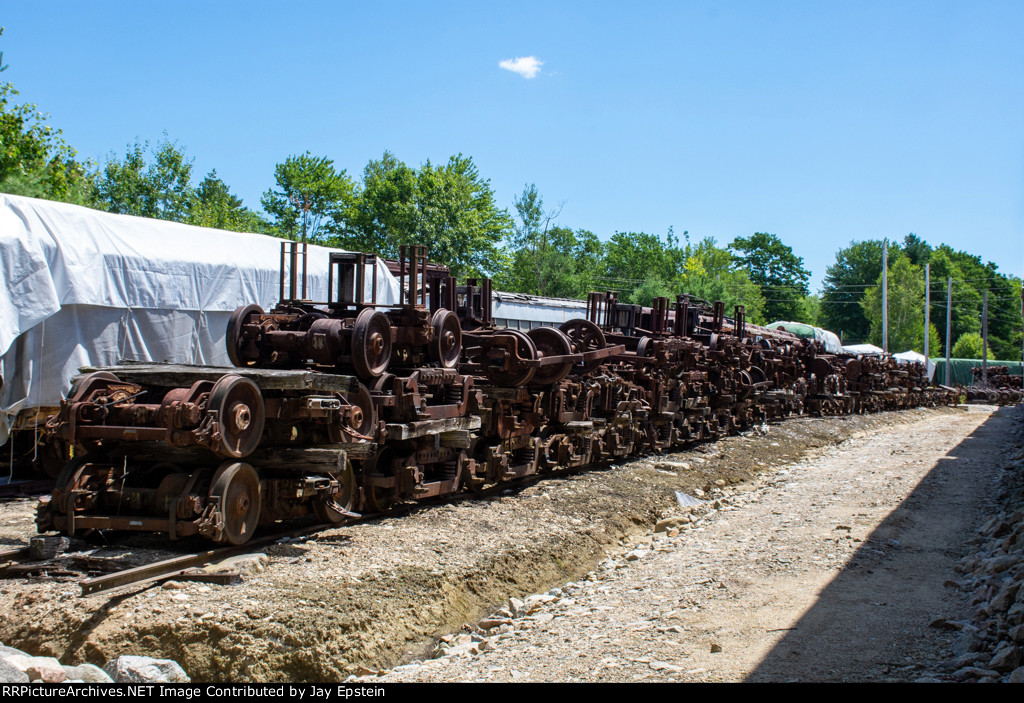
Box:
[951,332,990,360]
[602,229,685,300]
[926,247,981,355]
[347,151,418,254]
[188,170,268,233]
[261,152,356,243]
[821,239,896,343]
[408,154,512,278]
[0,28,92,203]
[497,224,603,298]
[729,232,810,323]
[94,137,195,220]
[344,153,512,278]
[598,231,765,322]
[861,253,925,352]
[934,245,1021,360]
[497,183,587,296]
[900,233,932,267]
[675,237,766,323]
[796,294,822,327]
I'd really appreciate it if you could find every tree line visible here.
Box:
[822,234,1022,360]
[1,30,1020,360]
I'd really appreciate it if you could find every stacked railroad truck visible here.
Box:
[36,244,951,545]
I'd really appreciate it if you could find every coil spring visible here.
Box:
[444,383,464,404]
[513,446,535,464]
[439,460,459,480]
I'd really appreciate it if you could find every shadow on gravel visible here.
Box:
[746,407,1009,682]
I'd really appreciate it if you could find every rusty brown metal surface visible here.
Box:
[33,247,959,550]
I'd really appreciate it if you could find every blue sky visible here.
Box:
[3,1,1022,290]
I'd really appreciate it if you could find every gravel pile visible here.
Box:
[930,405,1024,682]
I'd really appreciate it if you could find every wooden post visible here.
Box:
[924,263,930,359]
[882,240,888,353]
[945,277,952,385]
[982,290,988,385]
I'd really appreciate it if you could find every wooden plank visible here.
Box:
[249,447,347,471]
[340,442,377,460]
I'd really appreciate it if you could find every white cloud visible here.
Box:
[499,56,543,79]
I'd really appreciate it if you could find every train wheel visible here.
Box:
[226,304,264,367]
[429,309,463,369]
[351,309,392,381]
[312,460,358,523]
[636,336,655,358]
[527,327,574,385]
[208,461,261,545]
[209,375,265,459]
[52,456,89,516]
[559,319,607,373]
[484,330,538,387]
[328,383,377,442]
[362,448,399,513]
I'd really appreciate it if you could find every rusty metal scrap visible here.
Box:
[36,247,958,547]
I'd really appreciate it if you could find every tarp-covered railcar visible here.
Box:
[0,194,400,448]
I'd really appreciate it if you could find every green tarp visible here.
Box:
[929,358,1023,386]
[766,321,816,339]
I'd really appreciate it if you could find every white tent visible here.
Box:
[893,350,936,382]
[0,194,400,445]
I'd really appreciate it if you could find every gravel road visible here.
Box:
[361,404,1010,682]
[0,405,1010,682]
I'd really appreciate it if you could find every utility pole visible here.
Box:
[924,263,930,359]
[982,290,988,385]
[945,277,952,384]
[882,240,888,353]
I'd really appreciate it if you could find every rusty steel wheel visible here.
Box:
[429,308,462,369]
[311,460,358,523]
[844,358,862,381]
[351,308,392,381]
[559,319,607,374]
[327,383,377,442]
[52,456,89,516]
[527,326,574,386]
[208,461,261,545]
[209,375,265,459]
[362,447,400,513]
[226,304,264,367]
[484,330,537,387]
[636,336,655,358]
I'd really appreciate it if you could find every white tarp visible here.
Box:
[815,328,843,355]
[842,343,885,356]
[0,194,400,445]
[893,349,936,381]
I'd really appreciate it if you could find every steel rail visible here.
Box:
[79,521,342,597]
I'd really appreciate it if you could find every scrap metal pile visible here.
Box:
[966,365,1024,404]
[36,244,954,545]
